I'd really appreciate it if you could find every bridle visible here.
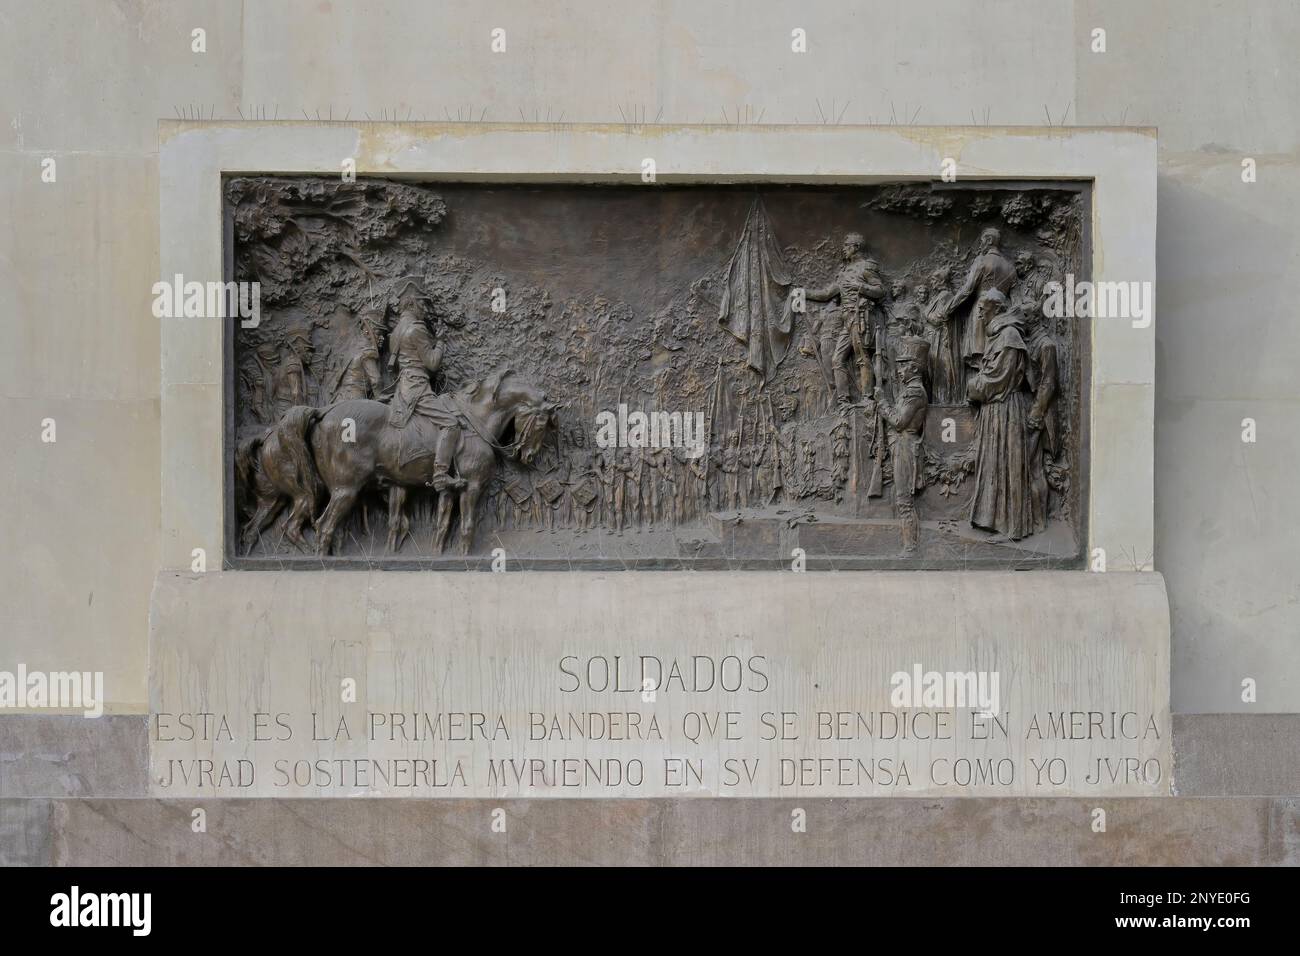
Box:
[450,392,553,459]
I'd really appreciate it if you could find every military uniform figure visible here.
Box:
[273,327,315,418]
[618,448,645,529]
[884,278,924,339]
[385,282,464,493]
[684,447,710,521]
[564,429,597,531]
[533,442,568,532]
[769,397,800,504]
[241,338,282,424]
[504,472,535,528]
[874,336,930,555]
[646,445,676,529]
[570,466,599,531]
[331,309,385,402]
[805,233,887,405]
[719,431,745,511]
[800,440,818,498]
[486,473,508,530]
[596,447,623,532]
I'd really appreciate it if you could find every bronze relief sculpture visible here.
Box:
[225,178,1087,569]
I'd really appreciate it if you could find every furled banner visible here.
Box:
[718,199,794,381]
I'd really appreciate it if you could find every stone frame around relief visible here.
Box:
[157,123,1156,574]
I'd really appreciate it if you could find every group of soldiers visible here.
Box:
[240,280,471,493]
[239,290,401,423]
[802,226,1052,410]
[486,440,704,535]
[798,226,1063,552]
[480,392,881,536]
[483,422,848,537]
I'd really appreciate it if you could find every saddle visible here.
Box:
[392,415,441,470]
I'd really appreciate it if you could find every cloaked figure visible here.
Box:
[1022,285,1061,530]
[919,266,962,405]
[965,289,1039,541]
[947,227,1016,378]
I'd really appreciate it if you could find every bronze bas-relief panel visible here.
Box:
[224,178,1090,569]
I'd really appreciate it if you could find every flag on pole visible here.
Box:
[718,199,794,382]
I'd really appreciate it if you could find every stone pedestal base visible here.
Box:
[149,570,1170,798]
[5,797,1294,867]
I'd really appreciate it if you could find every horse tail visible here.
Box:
[270,405,325,505]
[234,429,267,509]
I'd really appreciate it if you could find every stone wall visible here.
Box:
[1,0,1296,717]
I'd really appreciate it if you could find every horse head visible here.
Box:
[512,397,561,466]
[467,368,562,465]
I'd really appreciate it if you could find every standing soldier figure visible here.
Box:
[570,456,600,532]
[769,396,800,504]
[885,277,925,339]
[800,440,817,498]
[720,430,744,511]
[274,326,316,418]
[873,336,930,555]
[533,440,568,533]
[487,473,508,531]
[245,337,281,424]
[685,447,710,521]
[619,448,645,530]
[804,232,887,405]
[564,428,596,531]
[331,308,385,402]
[646,445,676,530]
[504,472,535,530]
[596,447,623,532]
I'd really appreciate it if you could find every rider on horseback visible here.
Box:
[385,280,466,493]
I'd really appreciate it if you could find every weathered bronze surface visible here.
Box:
[224,179,1089,569]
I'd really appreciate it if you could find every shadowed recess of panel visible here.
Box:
[224,179,1090,570]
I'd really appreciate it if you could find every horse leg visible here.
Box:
[457,480,484,555]
[284,492,316,551]
[316,486,361,556]
[386,486,409,553]
[433,491,455,554]
[241,491,283,552]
